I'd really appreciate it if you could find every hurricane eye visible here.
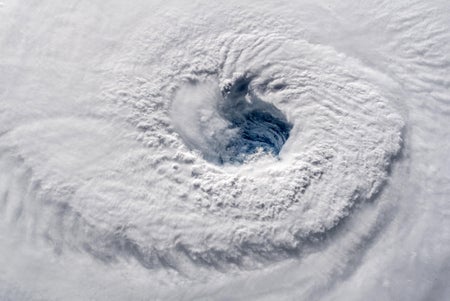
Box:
[171,77,292,165]
[218,78,292,163]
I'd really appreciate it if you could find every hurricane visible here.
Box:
[0,1,449,300]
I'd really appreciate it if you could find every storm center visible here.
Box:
[218,77,292,163]
[171,77,292,164]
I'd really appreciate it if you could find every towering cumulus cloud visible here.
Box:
[0,0,449,300]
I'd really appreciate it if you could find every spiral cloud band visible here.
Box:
[0,0,449,300]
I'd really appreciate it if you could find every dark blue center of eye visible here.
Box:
[218,77,292,164]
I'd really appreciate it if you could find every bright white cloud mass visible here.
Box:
[0,0,449,300]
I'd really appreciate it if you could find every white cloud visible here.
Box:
[0,0,449,300]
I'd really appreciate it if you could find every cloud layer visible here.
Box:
[0,0,449,300]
